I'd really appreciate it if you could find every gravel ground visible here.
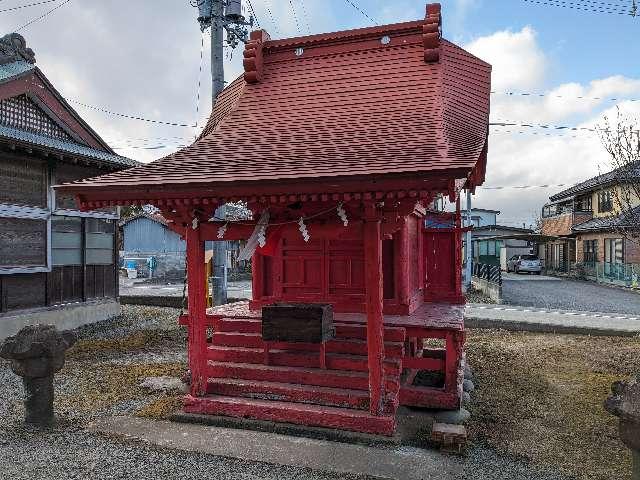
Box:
[501,275,640,314]
[0,306,581,480]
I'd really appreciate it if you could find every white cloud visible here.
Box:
[461,27,640,226]
[465,26,547,91]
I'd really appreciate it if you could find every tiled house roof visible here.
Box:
[573,206,640,232]
[550,161,640,202]
[58,7,491,204]
[0,33,136,169]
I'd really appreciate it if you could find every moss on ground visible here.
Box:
[56,361,187,415]
[466,329,640,480]
[137,396,184,419]
[68,330,184,358]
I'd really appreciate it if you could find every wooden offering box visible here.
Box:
[262,303,334,343]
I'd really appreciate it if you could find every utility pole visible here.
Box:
[465,190,472,289]
[194,0,253,305]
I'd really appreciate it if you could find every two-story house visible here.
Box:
[541,162,640,272]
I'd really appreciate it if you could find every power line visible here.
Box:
[193,31,206,137]
[263,0,281,36]
[491,128,582,139]
[480,183,571,190]
[245,0,261,28]
[0,0,56,14]
[67,99,194,127]
[343,0,378,25]
[490,120,598,133]
[14,0,73,31]
[296,0,312,34]
[492,89,640,104]
[521,0,638,16]
[288,0,302,34]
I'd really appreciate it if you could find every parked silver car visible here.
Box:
[507,254,543,274]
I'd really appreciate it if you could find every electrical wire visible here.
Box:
[0,0,57,14]
[479,183,571,190]
[490,121,598,133]
[343,0,378,25]
[193,31,206,138]
[66,99,195,127]
[288,0,302,33]
[491,128,582,138]
[14,0,73,31]
[521,0,638,16]
[296,0,312,34]
[492,89,640,104]
[263,0,281,36]
[245,0,261,28]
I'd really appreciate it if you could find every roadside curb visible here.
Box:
[465,304,640,337]
[465,316,640,337]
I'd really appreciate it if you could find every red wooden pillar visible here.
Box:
[454,197,463,301]
[186,225,207,397]
[364,203,385,415]
[397,219,410,308]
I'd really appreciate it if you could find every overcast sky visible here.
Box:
[2,0,639,227]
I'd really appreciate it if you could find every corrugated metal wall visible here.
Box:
[123,218,185,253]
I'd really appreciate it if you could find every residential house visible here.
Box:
[541,163,640,273]
[462,208,534,268]
[0,33,135,339]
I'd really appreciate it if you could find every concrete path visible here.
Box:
[466,303,640,336]
[89,416,461,480]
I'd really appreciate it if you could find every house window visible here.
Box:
[604,238,624,264]
[0,217,47,268]
[583,239,598,263]
[576,196,592,212]
[85,218,115,264]
[52,216,83,265]
[597,190,613,213]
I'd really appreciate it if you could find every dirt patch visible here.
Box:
[466,329,640,480]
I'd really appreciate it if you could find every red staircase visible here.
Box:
[183,315,406,436]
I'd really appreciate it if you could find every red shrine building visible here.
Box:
[58,4,491,436]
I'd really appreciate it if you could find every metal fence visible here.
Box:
[472,263,502,286]
[546,261,640,289]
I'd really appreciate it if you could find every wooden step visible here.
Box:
[213,318,406,342]
[183,394,397,436]
[206,378,372,410]
[207,361,400,393]
[208,345,402,375]
[211,333,405,358]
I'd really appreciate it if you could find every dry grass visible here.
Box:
[137,396,184,419]
[56,361,186,415]
[466,329,640,480]
[68,330,184,358]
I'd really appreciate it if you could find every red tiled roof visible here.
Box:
[59,4,491,204]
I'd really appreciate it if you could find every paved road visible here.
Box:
[119,279,252,299]
[501,272,640,315]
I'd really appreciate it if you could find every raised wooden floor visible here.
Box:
[181,301,464,436]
